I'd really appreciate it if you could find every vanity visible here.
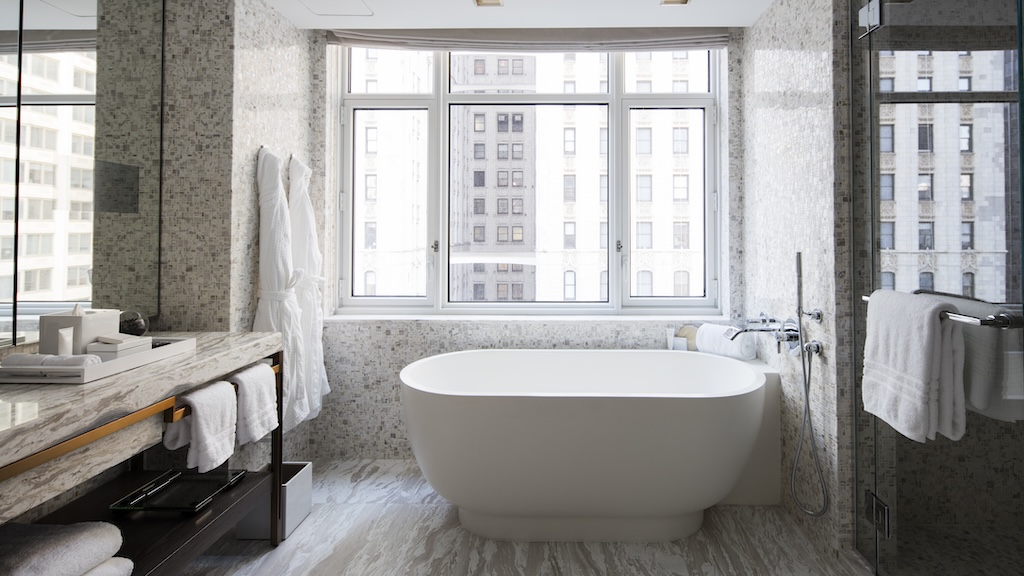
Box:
[0,332,284,575]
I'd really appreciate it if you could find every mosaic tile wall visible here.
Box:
[91,0,163,320]
[733,0,857,558]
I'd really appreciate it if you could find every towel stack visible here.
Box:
[862,290,966,442]
[695,323,757,360]
[162,363,280,473]
[0,521,132,576]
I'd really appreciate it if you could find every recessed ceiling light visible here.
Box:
[475,0,503,6]
[661,0,690,5]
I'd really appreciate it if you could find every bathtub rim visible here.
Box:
[399,348,767,399]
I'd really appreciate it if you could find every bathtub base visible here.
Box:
[457,508,704,542]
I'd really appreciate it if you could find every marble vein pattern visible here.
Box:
[183,459,873,576]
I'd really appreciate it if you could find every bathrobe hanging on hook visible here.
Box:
[254,147,309,432]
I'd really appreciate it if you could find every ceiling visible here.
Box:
[263,0,776,30]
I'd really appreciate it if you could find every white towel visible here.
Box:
[862,290,965,442]
[695,323,757,360]
[1,353,48,367]
[162,381,237,473]
[0,521,123,576]
[228,363,279,445]
[1,353,102,367]
[82,557,134,576]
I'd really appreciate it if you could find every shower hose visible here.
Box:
[792,316,830,517]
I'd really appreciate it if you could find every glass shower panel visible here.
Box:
[855,0,1023,574]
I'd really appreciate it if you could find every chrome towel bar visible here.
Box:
[861,295,1024,329]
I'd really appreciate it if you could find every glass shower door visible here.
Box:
[854,0,1024,574]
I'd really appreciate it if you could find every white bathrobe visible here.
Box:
[289,156,330,419]
[254,148,309,432]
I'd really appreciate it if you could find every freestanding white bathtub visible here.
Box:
[399,349,767,542]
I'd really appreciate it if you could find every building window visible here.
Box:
[674,270,689,296]
[497,59,509,75]
[959,124,973,152]
[511,282,524,300]
[880,173,894,201]
[960,173,973,200]
[511,171,523,187]
[364,223,377,249]
[919,271,934,292]
[600,175,608,202]
[70,168,93,190]
[496,113,508,131]
[917,173,933,201]
[636,222,652,249]
[497,143,508,159]
[636,127,652,154]
[67,265,90,288]
[474,143,486,159]
[961,222,974,250]
[962,272,975,298]
[600,128,608,155]
[673,174,689,201]
[918,222,934,250]
[511,58,523,75]
[497,226,508,242]
[512,225,523,242]
[511,113,523,132]
[497,198,508,214]
[564,128,575,155]
[497,171,509,187]
[496,283,509,299]
[563,175,576,201]
[959,76,972,91]
[879,77,894,92]
[364,271,376,296]
[511,198,523,214]
[636,174,652,202]
[673,222,689,249]
[473,171,485,187]
[881,271,895,290]
[563,81,575,94]
[475,114,486,131]
[473,226,485,242]
[563,222,576,249]
[25,233,54,256]
[600,222,608,249]
[512,142,523,159]
[636,270,653,296]
[918,124,933,152]
[65,233,89,255]
[474,59,485,75]
[365,127,378,153]
[880,222,895,250]
[673,127,688,154]
[600,270,608,301]
[917,77,932,91]
[21,268,51,292]
[473,263,485,273]
[71,134,94,156]
[473,198,486,214]
[880,124,894,153]
[473,283,486,300]
[365,174,377,200]
[673,80,689,93]
[564,271,576,301]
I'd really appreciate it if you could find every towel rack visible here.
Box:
[861,295,1024,329]
[164,363,281,423]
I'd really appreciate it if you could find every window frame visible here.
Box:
[339,49,722,315]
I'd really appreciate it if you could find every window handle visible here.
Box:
[615,240,622,253]
[431,241,439,253]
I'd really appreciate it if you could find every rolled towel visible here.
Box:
[1,353,49,367]
[83,557,134,576]
[163,381,237,473]
[0,521,123,576]
[41,354,102,367]
[228,363,279,445]
[695,323,757,360]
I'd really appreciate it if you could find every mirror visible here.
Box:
[0,0,163,346]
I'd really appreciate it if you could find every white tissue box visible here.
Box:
[38,308,120,355]
[235,461,312,540]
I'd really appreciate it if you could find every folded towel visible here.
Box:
[1,353,48,367]
[862,290,965,442]
[695,323,757,360]
[42,354,102,367]
[228,363,279,445]
[162,381,237,473]
[0,521,123,576]
[83,557,134,576]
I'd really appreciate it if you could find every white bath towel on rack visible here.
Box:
[862,290,965,442]
[162,381,237,472]
[229,362,278,445]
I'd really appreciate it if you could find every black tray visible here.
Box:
[110,469,246,513]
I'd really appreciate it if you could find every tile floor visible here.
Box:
[183,459,874,576]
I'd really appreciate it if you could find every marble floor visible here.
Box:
[183,459,874,576]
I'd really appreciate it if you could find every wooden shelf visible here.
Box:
[37,469,273,576]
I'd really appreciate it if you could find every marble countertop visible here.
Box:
[0,331,282,470]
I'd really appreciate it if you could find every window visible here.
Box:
[564,271,576,301]
[28,55,58,80]
[21,162,56,186]
[364,271,376,296]
[67,265,90,288]
[880,222,895,250]
[674,271,689,296]
[918,124,933,152]
[919,271,934,292]
[959,124,973,152]
[636,127,652,154]
[881,271,895,290]
[673,127,688,154]
[344,48,719,311]
[962,272,975,298]
[918,222,934,250]
[364,223,377,249]
[673,222,689,249]
[917,77,932,91]
[880,174,894,201]
[959,77,972,91]
[473,263,485,273]
[635,80,652,93]
[636,222,652,249]
[70,168,93,190]
[24,234,53,256]
[364,174,377,201]
[69,201,92,220]
[879,77,894,92]
[21,268,52,292]
[917,174,933,201]
[880,124,894,153]
[22,126,57,150]
[23,199,54,220]
[960,173,973,200]
[365,127,378,153]
[636,175,652,202]
[961,222,974,250]
[71,134,94,156]
[73,68,96,91]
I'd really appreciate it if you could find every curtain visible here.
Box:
[327,27,729,52]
